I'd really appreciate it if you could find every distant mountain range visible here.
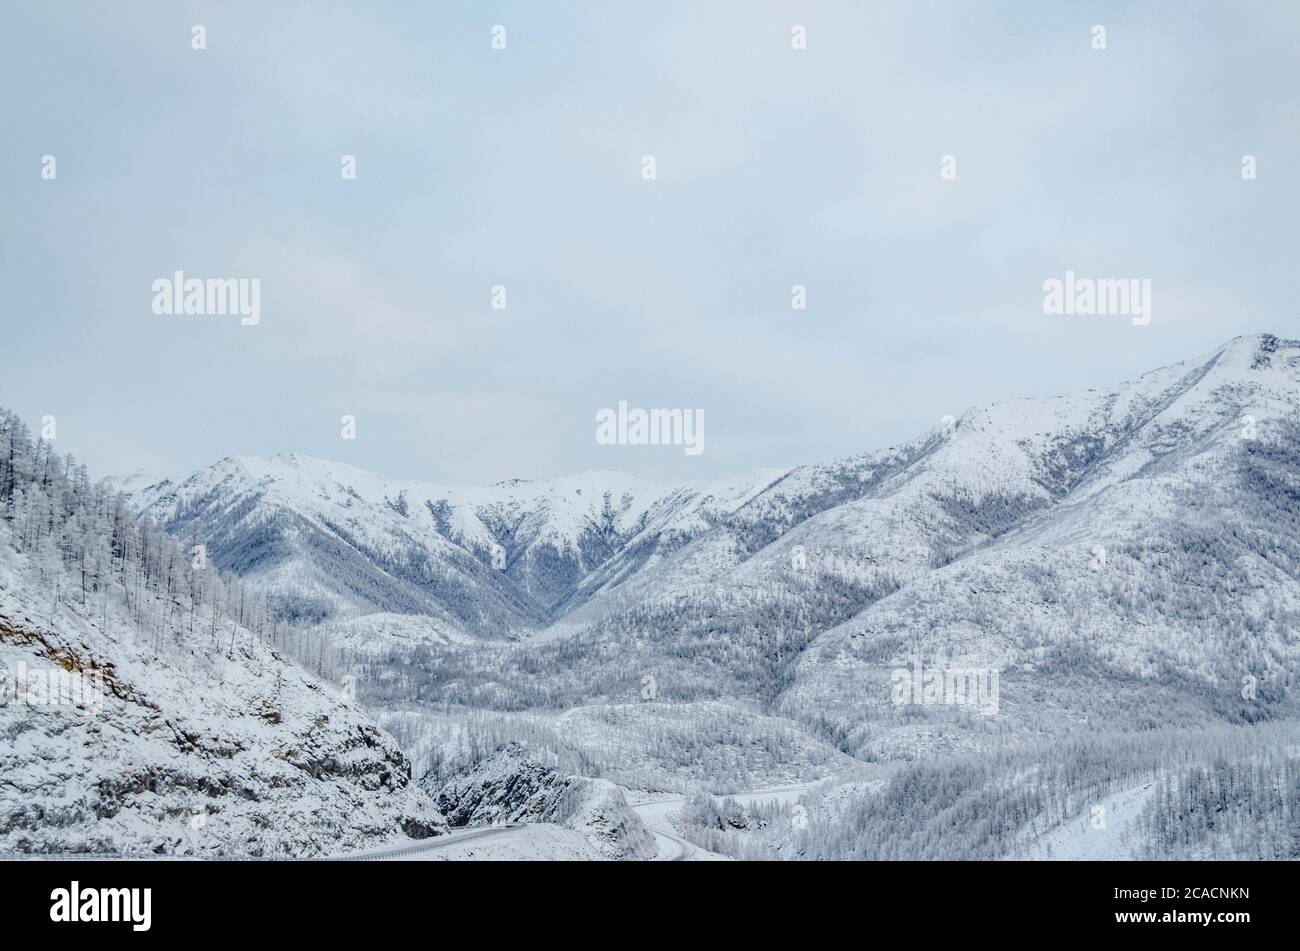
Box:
[125,333,1300,759]
[123,452,786,635]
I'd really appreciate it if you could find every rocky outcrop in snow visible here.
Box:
[426,743,657,860]
[0,583,446,857]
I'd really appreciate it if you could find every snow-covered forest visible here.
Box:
[1,409,282,659]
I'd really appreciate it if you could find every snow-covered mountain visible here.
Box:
[126,456,785,638]
[126,334,1300,772]
[771,332,1300,754]
[330,334,1299,767]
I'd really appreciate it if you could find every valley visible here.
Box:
[3,333,1299,860]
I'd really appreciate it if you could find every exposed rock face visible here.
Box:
[426,743,657,860]
[0,559,447,858]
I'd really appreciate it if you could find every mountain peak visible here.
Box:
[1213,331,1297,369]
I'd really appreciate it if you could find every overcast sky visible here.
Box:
[3,1,1298,485]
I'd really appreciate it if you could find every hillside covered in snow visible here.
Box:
[0,411,446,856]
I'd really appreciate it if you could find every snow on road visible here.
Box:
[337,823,603,861]
[631,784,819,861]
[341,783,822,861]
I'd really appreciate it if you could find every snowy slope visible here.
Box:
[1014,782,1157,860]
[568,334,1300,626]
[0,542,446,857]
[773,334,1300,755]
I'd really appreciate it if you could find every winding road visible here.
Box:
[335,823,520,861]
[338,783,820,861]
[631,783,818,861]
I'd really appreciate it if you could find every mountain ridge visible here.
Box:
[121,333,1300,760]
